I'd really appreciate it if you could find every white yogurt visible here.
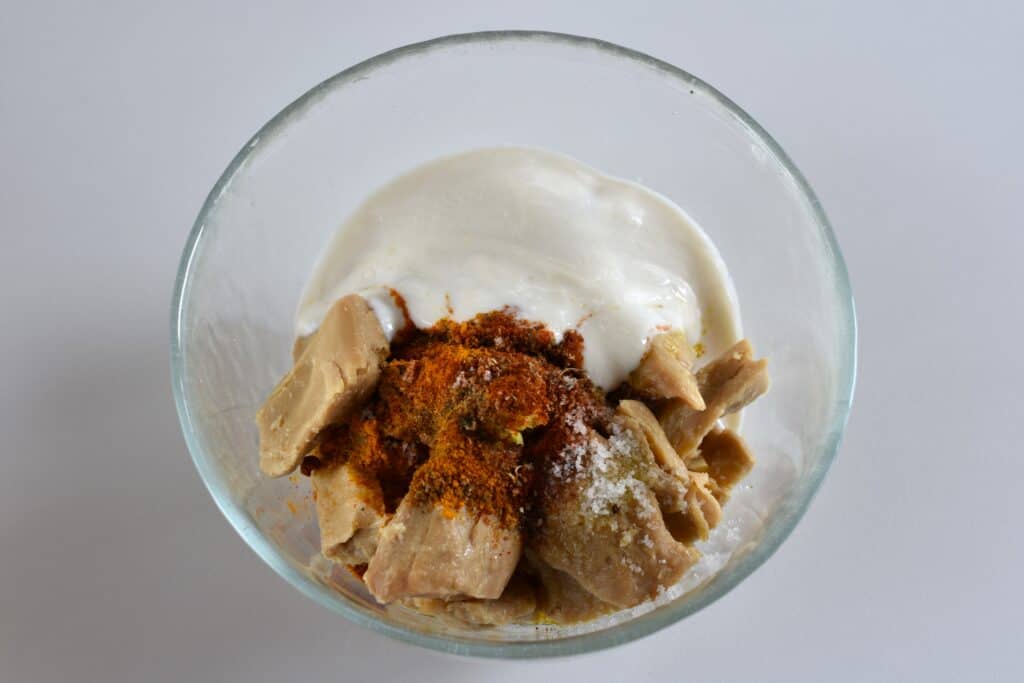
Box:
[296,147,740,390]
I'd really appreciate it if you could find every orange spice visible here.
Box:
[306,310,609,529]
[379,343,552,445]
[408,423,531,527]
[420,308,585,370]
[308,415,424,512]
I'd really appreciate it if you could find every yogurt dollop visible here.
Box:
[296,147,740,389]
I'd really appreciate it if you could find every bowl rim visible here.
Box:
[170,30,857,659]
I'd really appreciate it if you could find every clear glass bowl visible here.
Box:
[170,31,856,658]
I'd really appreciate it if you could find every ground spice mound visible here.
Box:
[306,416,425,511]
[408,423,531,527]
[395,308,585,370]
[308,310,608,529]
[378,343,552,446]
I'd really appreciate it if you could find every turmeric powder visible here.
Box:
[307,310,607,529]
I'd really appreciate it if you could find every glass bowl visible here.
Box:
[170,31,856,658]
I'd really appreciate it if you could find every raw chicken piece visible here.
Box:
[657,339,769,458]
[526,551,613,625]
[363,500,521,603]
[311,461,389,564]
[361,422,526,604]
[616,399,691,486]
[613,414,689,514]
[407,574,538,626]
[627,330,705,410]
[618,401,737,544]
[532,425,698,608]
[291,334,310,363]
[257,295,388,477]
[664,472,723,544]
[700,429,755,502]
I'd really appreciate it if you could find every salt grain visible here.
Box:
[567,426,653,519]
[620,556,643,574]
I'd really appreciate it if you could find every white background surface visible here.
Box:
[2,2,1022,681]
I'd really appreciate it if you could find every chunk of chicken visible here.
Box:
[664,472,723,544]
[633,445,689,514]
[407,573,538,626]
[611,408,689,513]
[363,499,521,603]
[700,429,755,502]
[628,330,705,410]
[526,551,613,625]
[291,334,311,363]
[257,295,389,477]
[617,403,749,543]
[616,399,691,487]
[311,461,389,564]
[657,339,769,458]
[531,425,698,608]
